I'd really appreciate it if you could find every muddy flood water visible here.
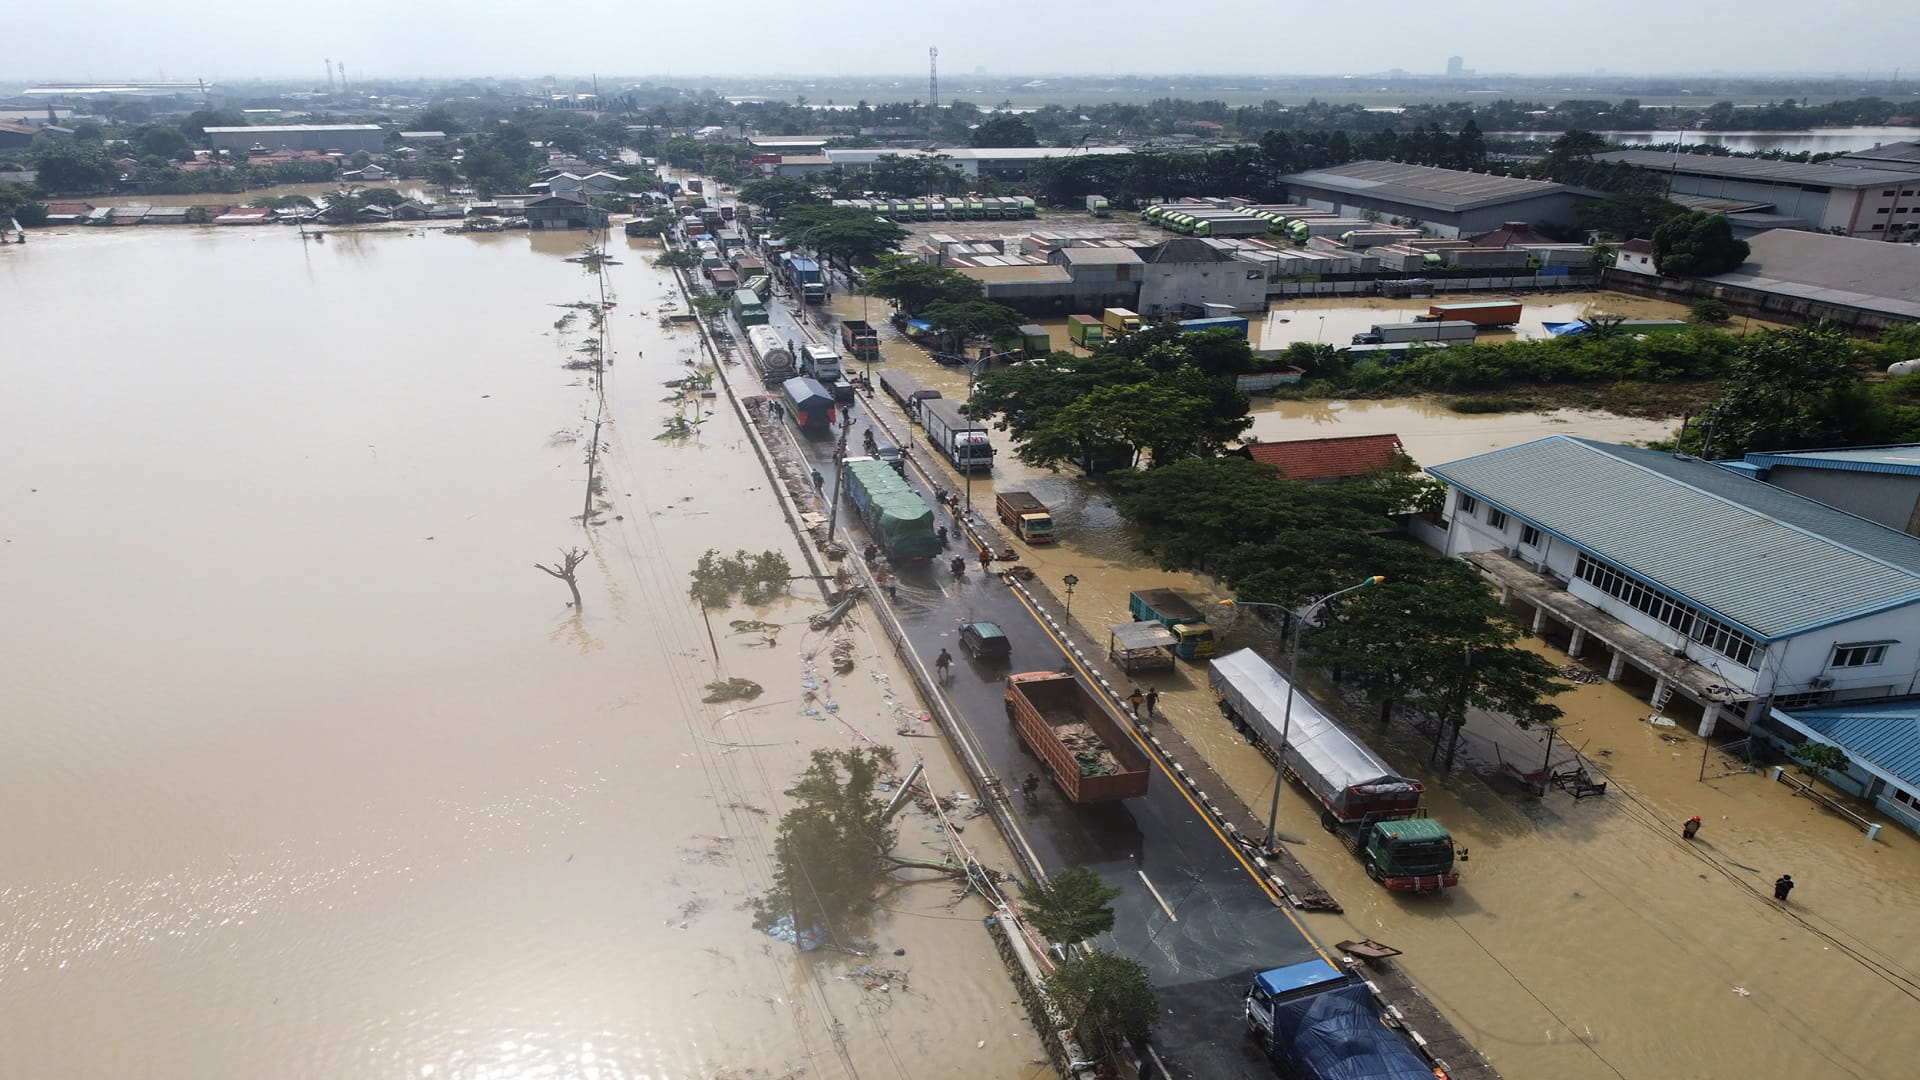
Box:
[839,296,1920,1080]
[0,227,1040,1079]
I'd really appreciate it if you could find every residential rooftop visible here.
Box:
[1597,149,1920,188]
[203,124,383,135]
[1242,433,1406,482]
[1427,435,1920,639]
[1777,699,1920,789]
[1743,444,1920,477]
[1280,160,1571,213]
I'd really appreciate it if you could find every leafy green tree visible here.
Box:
[1578,192,1687,240]
[1112,457,1383,569]
[1791,741,1852,781]
[457,144,521,198]
[423,159,460,188]
[31,142,115,193]
[0,182,47,225]
[358,187,406,208]
[752,748,897,943]
[179,109,248,139]
[1689,298,1732,325]
[1652,210,1751,276]
[653,249,699,270]
[132,124,191,161]
[862,255,983,314]
[1047,950,1158,1054]
[1019,867,1120,946]
[411,107,464,135]
[1696,324,1884,457]
[970,115,1040,147]
[320,186,364,223]
[920,299,1027,352]
[738,177,824,216]
[1100,324,1253,378]
[781,205,909,275]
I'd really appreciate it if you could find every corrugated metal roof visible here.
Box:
[1281,160,1569,213]
[1427,436,1920,638]
[1780,700,1920,788]
[1597,149,1920,188]
[1705,229,1920,320]
[1746,444,1920,477]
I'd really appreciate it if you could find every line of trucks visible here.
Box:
[745,326,847,390]
[874,370,996,475]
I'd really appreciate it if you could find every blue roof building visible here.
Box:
[1421,436,1920,737]
[1737,444,1920,536]
[1765,699,1920,835]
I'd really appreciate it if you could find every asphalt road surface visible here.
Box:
[755,295,1324,1079]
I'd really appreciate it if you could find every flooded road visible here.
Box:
[0,228,1037,1078]
[844,297,1920,1078]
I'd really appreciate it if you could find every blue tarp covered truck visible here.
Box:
[1245,958,1439,1080]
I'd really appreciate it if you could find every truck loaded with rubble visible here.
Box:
[1003,672,1150,802]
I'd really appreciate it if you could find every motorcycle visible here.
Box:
[950,555,968,576]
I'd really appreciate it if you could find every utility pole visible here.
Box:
[928,46,939,145]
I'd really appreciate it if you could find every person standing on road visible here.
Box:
[1144,687,1160,718]
[1127,688,1145,717]
[1682,815,1702,840]
[1774,874,1795,902]
[935,648,952,681]
[978,548,992,573]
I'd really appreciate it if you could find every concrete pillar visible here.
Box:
[1498,584,1512,605]
[1531,605,1548,635]
[1697,704,1721,738]
[1568,628,1588,659]
[1606,650,1627,682]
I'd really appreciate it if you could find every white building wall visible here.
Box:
[1614,249,1658,276]
[1135,262,1269,315]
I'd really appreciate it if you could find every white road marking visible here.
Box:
[1138,870,1179,922]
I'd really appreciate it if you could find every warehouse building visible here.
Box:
[1423,435,1920,737]
[821,145,1131,180]
[1700,229,1920,327]
[205,124,385,154]
[1730,444,1920,536]
[1279,160,1586,238]
[1598,149,1920,238]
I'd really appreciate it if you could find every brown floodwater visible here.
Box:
[0,228,1038,1078]
[846,302,1920,1079]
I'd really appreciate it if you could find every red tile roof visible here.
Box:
[1241,433,1407,482]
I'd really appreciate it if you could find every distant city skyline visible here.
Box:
[8,0,1917,83]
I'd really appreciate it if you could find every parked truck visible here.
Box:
[1210,649,1460,893]
[1127,589,1216,661]
[1352,321,1477,346]
[1015,324,1052,359]
[842,458,941,562]
[878,369,941,419]
[1086,194,1111,217]
[800,342,843,383]
[1067,314,1105,348]
[918,399,995,473]
[995,491,1055,543]
[731,288,769,327]
[1003,672,1151,802]
[707,267,739,296]
[1425,300,1522,327]
[780,376,837,434]
[785,256,827,304]
[1102,308,1142,335]
[1245,958,1439,1080]
[745,324,797,385]
[839,320,880,365]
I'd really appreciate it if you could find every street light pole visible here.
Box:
[1062,573,1079,622]
[1230,576,1384,848]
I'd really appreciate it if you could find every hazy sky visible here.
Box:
[14,0,1919,82]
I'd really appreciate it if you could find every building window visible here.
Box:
[1773,690,1832,710]
[1832,642,1891,668]
[1457,493,1478,515]
[1521,525,1542,548]
[1895,788,1918,809]
[1877,207,1891,214]
[1884,190,1897,196]
[1486,509,1509,530]
[1574,552,1760,668]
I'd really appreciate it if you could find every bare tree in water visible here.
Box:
[535,548,589,609]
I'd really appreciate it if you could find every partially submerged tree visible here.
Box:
[1019,867,1121,947]
[754,748,898,943]
[862,255,983,315]
[534,548,588,609]
[1791,741,1852,781]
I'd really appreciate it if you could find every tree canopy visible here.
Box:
[1652,210,1751,276]
[970,115,1040,148]
[779,205,909,273]
[862,255,983,314]
[1019,866,1120,947]
[738,176,824,216]
[1694,323,1887,458]
[1048,951,1158,1054]
[1577,192,1687,241]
